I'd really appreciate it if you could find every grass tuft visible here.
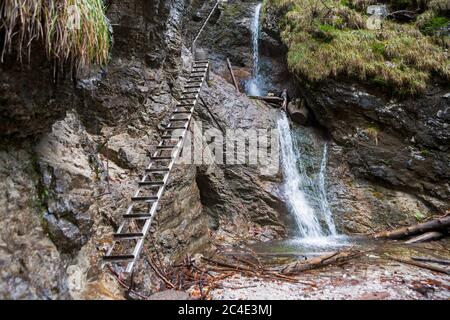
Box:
[267,0,450,96]
[0,0,111,72]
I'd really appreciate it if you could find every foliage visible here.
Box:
[0,0,111,72]
[267,0,450,95]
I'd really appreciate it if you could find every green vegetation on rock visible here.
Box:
[0,0,111,71]
[266,0,450,95]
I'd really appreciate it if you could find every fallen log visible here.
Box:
[373,216,450,240]
[248,95,284,103]
[226,58,240,92]
[404,231,444,244]
[386,255,450,275]
[279,250,360,275]
[412,256,450,266]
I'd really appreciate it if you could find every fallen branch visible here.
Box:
[373,216,450,240]
[386,255,450,275]
[404,231,444,244]
[279,250,360,275]
[226,58,240,92]
[411,256,450,266]
[248,95,284,103]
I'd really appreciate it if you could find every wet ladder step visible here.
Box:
[131,196,159,201]
[138,181,164,186]
[146,168,170,172]
[169,118,190,121]
[123,213,152,219]
[164,126,187,130]
[113,232,144,240]
[103,254,135,262]
[182,90,200,94]
[173,111,192,114]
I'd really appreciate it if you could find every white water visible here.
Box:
[246,1,338,241]
[278,113,337,239]
[246,3,263,96]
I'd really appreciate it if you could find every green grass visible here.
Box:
[0,0,111,72]
[267,0,450,95]
[420,16,450,35]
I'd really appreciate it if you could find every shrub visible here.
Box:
[0,0,111,72]
[267,0,450,95]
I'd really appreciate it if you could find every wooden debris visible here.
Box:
[373,216,450,240]
[248,95,284,103]
[411,256,450,266]
[404,231,444,244]
[279,250,361,275]
[387,10,418,22]
[386,255,450,275]
[226,58,240,92]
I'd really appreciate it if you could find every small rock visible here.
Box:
[148,290,191,300]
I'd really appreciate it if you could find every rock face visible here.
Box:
[287,99,310,125]
[260,2,450,233]
[0,0,289,299]
[303,80,450,233]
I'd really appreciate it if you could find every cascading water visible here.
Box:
[247,1,338,242]
[246,3,263,96]
[278,113,337,238]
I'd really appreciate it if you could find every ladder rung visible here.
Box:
[184,85,201,89]
[179,97,196,100]
[131,196,158,201]
[113,232,144,240]
[182,90,199,94]
[189,76,203,79]
[123,213,152,219]
[146,168,170,172]
[156,145,176,149]
[103,254,135,262]
[151,156,172,160]
[169,118,190,121]
[165,126,186,130]
[138,181,164,186]
[195,60,209,63]
[173,111,192,114]
[177,103,195,106]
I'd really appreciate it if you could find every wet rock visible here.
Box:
[287,99,310,125]
[301,79,450,221]
[0,149,66,299]
[44,213,84,253]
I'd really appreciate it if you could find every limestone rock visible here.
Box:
[287,99,310,125]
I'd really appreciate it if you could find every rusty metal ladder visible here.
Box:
[103,60,210,273]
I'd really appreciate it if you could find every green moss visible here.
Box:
[268,0,450,96]
[370,42,386,56]
[420,148,430,157]
[414,211,426,221]
[420,16,450,35]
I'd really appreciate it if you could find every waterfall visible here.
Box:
[246,3,262,96]
[245,2,338,241]
[278,113,337,238]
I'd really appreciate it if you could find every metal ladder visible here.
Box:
[103,60,210,273]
